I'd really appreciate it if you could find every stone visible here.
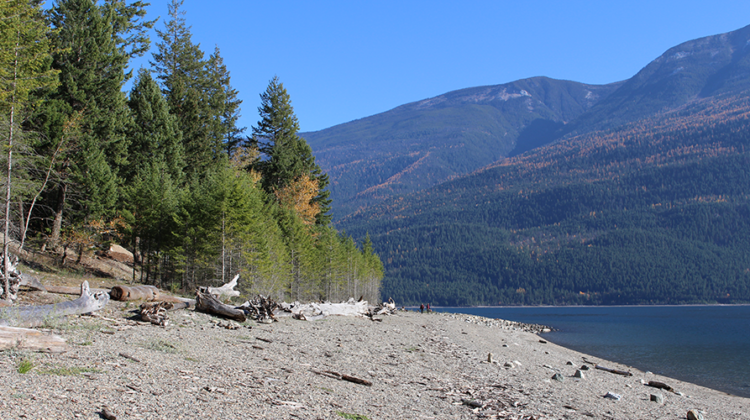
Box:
[108,244,134,263]
[604,392,621,400]
[650,394,664,404]
[504,362,514,368]
[574,369,585,379]
[687,409,704,420]
[487,352,494,363]
[566,361,574,365]
[539,339,548,344]
[552,373,564,382]
[580,365,590,370]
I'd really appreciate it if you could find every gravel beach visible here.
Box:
[1,298,748,419]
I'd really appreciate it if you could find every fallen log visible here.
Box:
[595,364,633,377]
[207,274,240,299]
[44,285,109,295]
[0,326,68,352]
[110,285,160,301]
[0,281,109,328]
[195,288,246,322]
[647,380,675,392]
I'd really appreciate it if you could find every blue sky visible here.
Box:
[125,0,750,133]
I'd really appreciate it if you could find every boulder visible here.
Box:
[108,244,133,263]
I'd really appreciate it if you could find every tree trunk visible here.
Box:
[0,281,109,327]
[195,288,245,322]
[48,183,66,251]
[0,326,68,353]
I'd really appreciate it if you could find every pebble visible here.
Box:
[552,373,564,382]
[687,409,704,420]
[574,369,585,379]
[604,392,622,400]
[650,394,664,404]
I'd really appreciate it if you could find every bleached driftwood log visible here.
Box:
[195,288,246,322]
[44,285,109,295]
[0,326,68,352]
[207,274,240,299]
[285,298,370,321]
[0,281,109,328]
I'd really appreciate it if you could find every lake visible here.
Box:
[433,305,750,398]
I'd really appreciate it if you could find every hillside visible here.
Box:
[341,92,750,306]
[565,23,750,135]
[301,77,622,218]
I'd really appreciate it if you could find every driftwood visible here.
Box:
[0,281,109,327]
[195,288,246,322]
[44,285,109,295]
[237,295,279,323]
[0,325,68,352]
[110,285,160,301]
[140,301,181,326]
[0,254,21,300]
[312,369,373,386]
[647,380,675,392]
[595,364,633,377]
[18,273,46,291]
[283,298,370,321]
[207,274,240,299]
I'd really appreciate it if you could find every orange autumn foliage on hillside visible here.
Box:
[275,175,320,225]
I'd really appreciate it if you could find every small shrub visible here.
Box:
[17,359,34,374]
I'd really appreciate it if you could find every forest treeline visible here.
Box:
[0,0,383,302]
[343,93,750,306]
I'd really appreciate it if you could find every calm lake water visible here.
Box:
[433,305,750,398]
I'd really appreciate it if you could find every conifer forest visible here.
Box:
[0,0,384,302]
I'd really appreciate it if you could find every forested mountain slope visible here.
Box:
[301,78,622,219]
[342,93,750,305]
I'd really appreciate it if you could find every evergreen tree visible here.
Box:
[206,45,244,156]
[126,68,184,184]
[36,0,151,247]
[151,0,218,176]
[251,76,331,225]
[0,0,58,297]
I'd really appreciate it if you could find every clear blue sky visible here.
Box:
[125,0,750,133]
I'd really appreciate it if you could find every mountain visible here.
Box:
[307,24,750,306]
[301,77,622,219]
[344,92,750,306]
[566,24,750,135]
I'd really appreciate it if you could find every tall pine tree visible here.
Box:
[251,76,331,225]
[36,0,151,247]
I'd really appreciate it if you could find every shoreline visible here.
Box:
[1,301,748,419]
[438,305,750,400]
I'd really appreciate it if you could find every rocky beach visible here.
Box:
[1,297,748,419]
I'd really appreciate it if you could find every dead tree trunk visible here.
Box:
[0,326,68,352]
[0,281,109,327]
[195,288,245,322]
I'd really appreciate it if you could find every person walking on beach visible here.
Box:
[420,304,424,314]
